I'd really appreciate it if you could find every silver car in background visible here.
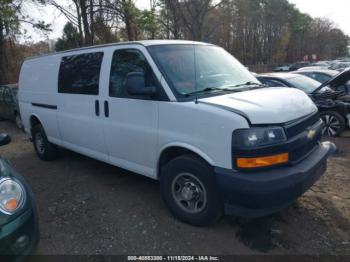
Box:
[0,84,23,129]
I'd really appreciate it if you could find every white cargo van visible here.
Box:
[19,40,335,226]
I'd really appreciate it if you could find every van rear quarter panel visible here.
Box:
[19,55,62,143]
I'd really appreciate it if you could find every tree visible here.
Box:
[93,15,119,44]
[0,0,50,84]
[177,0,221,41]
[49,0,142,43]
[2,0,350,85]
[55,22,81,51]
[158,0,181,39]
[47,0,92,45]
[138,9,158,39]
[158,0,222,41]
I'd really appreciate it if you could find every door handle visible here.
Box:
[95,100,99,116]
[104,100,109,117]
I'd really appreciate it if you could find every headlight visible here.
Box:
[0,178,25,215]
[233,127,287,149]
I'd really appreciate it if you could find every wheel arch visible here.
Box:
[157,143,215,179]
[29,114,44,132]
[319,110,346,121]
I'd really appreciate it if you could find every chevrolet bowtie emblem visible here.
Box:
[307,129,317,139]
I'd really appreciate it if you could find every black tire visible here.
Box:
[32,124,58,161]
[15,112,23,130]
[320,111,346,137]
[160,154,223,226]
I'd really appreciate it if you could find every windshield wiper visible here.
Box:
[184,82,266,97]
[184,87,239,96]
[233,81,266,89]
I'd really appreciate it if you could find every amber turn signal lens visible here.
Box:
[237,153,289,169]
[4,198,19,212]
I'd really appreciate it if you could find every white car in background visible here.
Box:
[330,62,350,72]
[273,64,291,72]
[298,66,329,71]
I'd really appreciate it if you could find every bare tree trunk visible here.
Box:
[80,0,92,46]
[124,14,134,40]
[164,0,181,39]
[89,0,94,44]
[121,0,136,41]
[73,0,84,46]
[174,0,214,41]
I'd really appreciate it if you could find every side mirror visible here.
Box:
[0,133,11,147]
[126,72,156,96]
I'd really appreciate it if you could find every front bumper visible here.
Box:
[0,208,39,257]
[215,141,336,218]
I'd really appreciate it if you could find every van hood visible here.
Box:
[199,87,317,124]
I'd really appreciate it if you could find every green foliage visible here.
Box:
[0,0,52,84]
[0,0,20,35]
[33,20,52,31]
[138,9,158,39]
[1,0,350,86]
[55,22,81,51]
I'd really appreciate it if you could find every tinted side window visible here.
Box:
[300,72,311,77]
[271,79,287,87]
[300,72,317,80]
[58,52,104,95]
[313,73,331,83]
[109,49,157,99]
[259,78,287,87]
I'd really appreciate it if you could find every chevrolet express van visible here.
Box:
[18,40,335,226]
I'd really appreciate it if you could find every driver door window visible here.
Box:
[109,49,157,100]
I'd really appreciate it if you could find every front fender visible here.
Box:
[156,142,216,179]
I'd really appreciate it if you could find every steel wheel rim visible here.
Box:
[35,133,45,155]
[321,114,341,136]
[171,172,207,214]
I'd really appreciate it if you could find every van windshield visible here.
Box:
[148,45,259,97]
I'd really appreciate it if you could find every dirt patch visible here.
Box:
[0,121,349,255]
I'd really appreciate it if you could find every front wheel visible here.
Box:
[320,111,346,137]
[160,155,223,226]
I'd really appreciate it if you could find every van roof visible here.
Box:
[25,40,213,61]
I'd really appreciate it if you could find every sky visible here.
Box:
[289,0,350,36]
[22,0,350,42]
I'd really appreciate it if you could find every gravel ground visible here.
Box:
[0,121,349,255]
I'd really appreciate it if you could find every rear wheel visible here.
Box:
[160,154,223,226]
[320,111,346,137]
[15,113,23,130]
[32,124,58,161]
